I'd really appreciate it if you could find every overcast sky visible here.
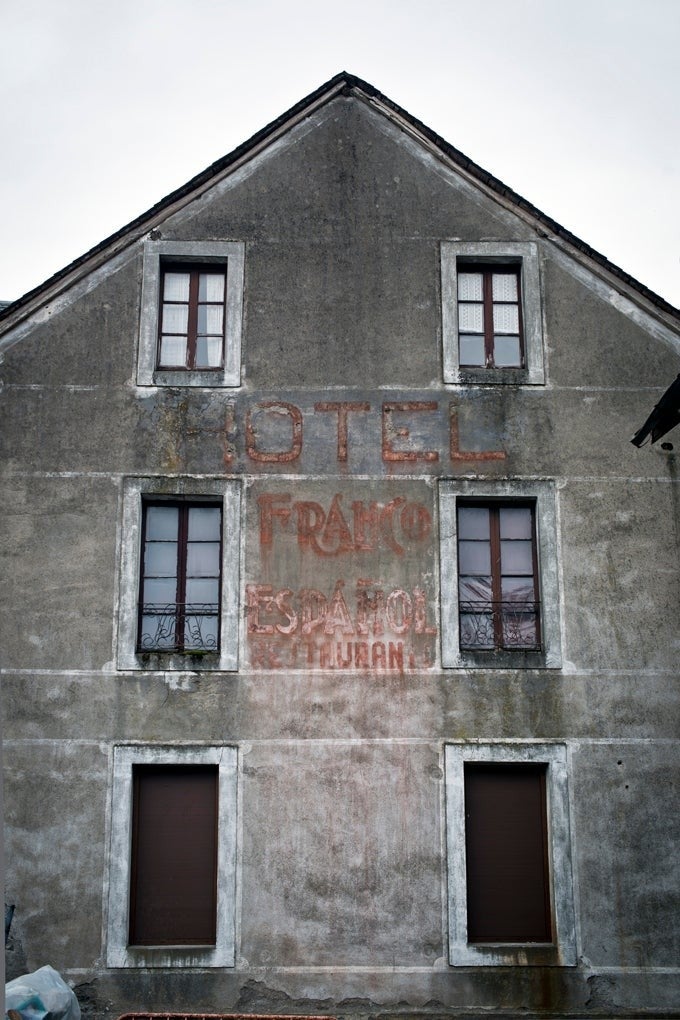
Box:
[2,0,679,307]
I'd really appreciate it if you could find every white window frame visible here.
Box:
[137,240,245,387]
[106,744,238,968]
[445,742,577,967]
[441,241,545,385]
[439,479,562,669]
[116,477,241,671]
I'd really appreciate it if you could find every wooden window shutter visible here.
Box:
[130,765,218,945]
[464,763,551,943]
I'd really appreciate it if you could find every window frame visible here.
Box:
[445,742,577,967]
[439,480,562,669]
[106,744,238,969]
[441,241,545,385]
[138,499,224,655]
[157,264,229,372]
[456,263,525,370]
[116,477,241,672]
[457,500,541,653]
[137,240,245,388]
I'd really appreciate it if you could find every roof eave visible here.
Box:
[1,71,678,337]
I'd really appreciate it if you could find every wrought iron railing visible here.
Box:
[459,600,541,651]
[138,603,219,652]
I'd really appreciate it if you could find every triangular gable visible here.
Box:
[1,71,678,339]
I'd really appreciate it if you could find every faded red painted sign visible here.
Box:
[246,482,437,672]
[219,397,506,469]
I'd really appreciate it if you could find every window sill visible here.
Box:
[149,369,237,388]
[109,942,227,969]
[453,647,559,670]
[128,649,223,672]
[450,942,575,968]
[451,366,536,387]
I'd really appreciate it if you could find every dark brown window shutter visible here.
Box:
[130,765,218,946]
[464,763,551,943]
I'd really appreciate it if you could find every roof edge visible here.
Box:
[1,71,678,334]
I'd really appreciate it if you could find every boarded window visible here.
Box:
[129,765,218,946]
[464,762,551,943]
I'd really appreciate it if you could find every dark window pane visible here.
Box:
[458,272,483,300]
[159,335,187,366]
[459,576,493,603]
[492,304,520,334]
[186,542,221,577]
[500,539,534,575]
[145,506,179,541]
[197,305,224,336]
[185,578,220,605]
[494,335,522,367]
[140,613,177,650]
[161,304,189,334]
[185,614,219,650]
[195,336,222,368]
[460,613,495,649]
[143,577,177,605]
[458,506,490,540]
[459,304,484,332]
[501,577,535,602]
[198,272,225,302]
[144,542,178,577]
[502,609,539,649]
[499,507,532,540]
[459,334,485,366]
[459,540,491,575]
[491,272,518,301]
[163,272,190,301]
[188,507,221,541]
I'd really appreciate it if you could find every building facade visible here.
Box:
[2,73,679,1018]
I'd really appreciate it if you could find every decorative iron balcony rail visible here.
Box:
[459,600,541,651]
[138,602,219,652]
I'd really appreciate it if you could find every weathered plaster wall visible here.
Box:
[2,92,679,1017]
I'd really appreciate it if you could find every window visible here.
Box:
[130,765,218,945]
[457,502,540,652]
[464,763,550,943]
[457,265,523,368]
[137,240,245,388]
[158,266,228,371]
[441,242,545,385]
[439,480,562,669]
[106,745,238,968]
[117,478,241,672]
[445,743,577,967]
[138,501,222,653]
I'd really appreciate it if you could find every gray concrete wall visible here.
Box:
[2,93,679,1017]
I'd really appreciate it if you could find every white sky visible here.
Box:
[1,0,679,307]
